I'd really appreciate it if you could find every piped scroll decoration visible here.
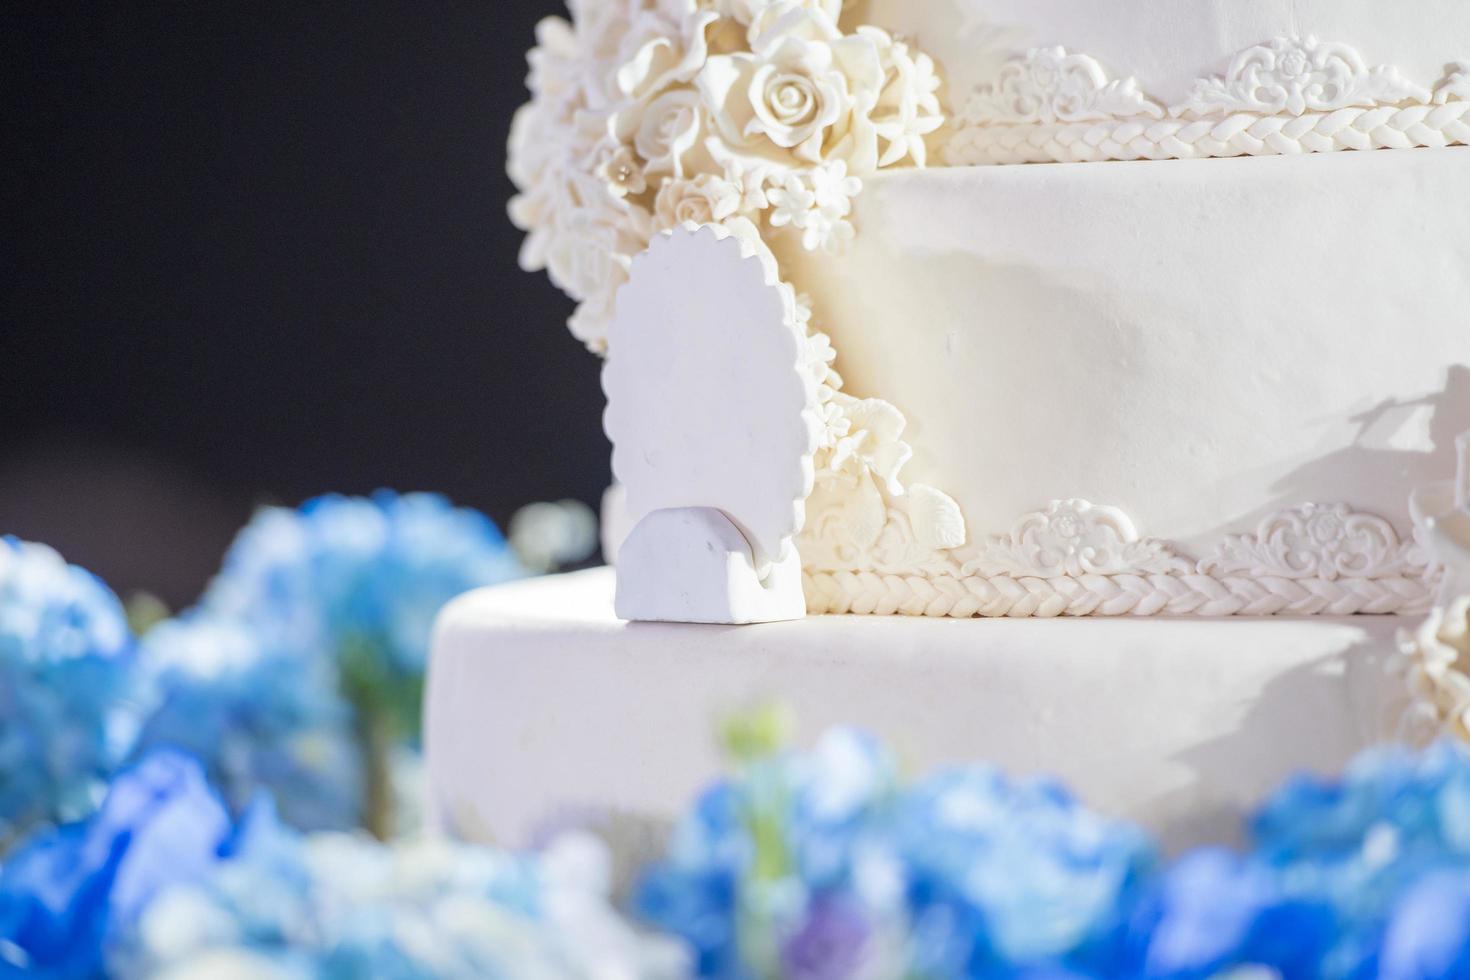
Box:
[1199,503,1431,581]
[960,46,1163,125]
[962,499,1191,580]
[804,498,1437,619]
[1177,36,1431,118]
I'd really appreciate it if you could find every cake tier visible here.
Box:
[778,149,1470,593]
[425,569,1402,853]
[855,0,1470,110]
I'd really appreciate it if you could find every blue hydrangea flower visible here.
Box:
[1377,868,1470,980]
[200,491,522,741]
[638,728,903,979]
[131,615,363,832]
[1247,741,1470,977]
[136,491,521,837]
[637,727,1155,980]
[1129,847,1333,979]
[111,831,688,978]
[0,749,268,977]
[892,767,1156,977]
[202,490,521,679]
[0,536,134,849]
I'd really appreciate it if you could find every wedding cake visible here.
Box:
[426,0,1470,850]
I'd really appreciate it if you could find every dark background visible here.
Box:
[2,3,605,606]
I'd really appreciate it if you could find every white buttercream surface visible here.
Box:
[426,569,1401,853]
[779,148,1470,559]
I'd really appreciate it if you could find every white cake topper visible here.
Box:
[603,222,820,624]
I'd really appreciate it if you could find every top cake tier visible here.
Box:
[853,0,1470,110]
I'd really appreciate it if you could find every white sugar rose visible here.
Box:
[625,89,706,178]
[747,36,847,153]
[720,0,843,33]
[744,0,845,44]
[565,0,637,109]
[698,7,885,168]
[654,174,743,229]
[615,2,718,103]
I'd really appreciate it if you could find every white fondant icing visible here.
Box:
[427,570,1403,852]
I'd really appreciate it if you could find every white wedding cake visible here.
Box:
[426,0,1470,850]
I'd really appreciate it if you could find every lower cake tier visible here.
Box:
[777,149,1469,610]
[425,569,1404,854]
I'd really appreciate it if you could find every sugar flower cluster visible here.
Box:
[0,536,134,849]
[509,0,944,350]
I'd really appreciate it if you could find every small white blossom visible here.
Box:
[766,171,815,227]
[594,142,648,198]
[767,162,860,252]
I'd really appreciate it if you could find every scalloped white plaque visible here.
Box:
[603,223,820,623]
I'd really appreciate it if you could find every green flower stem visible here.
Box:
[339,635,422,840]
[357,702,394,841]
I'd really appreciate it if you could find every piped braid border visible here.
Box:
[804,570,1436,618]
[943,103,1470,166]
